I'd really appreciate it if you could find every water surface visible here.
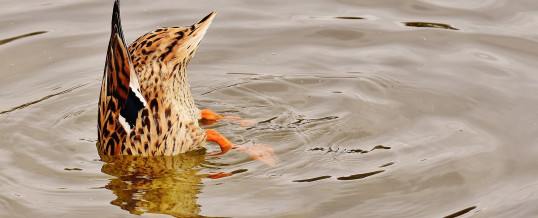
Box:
[1,0,538,217]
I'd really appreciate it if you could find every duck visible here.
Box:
[97,0,277,165]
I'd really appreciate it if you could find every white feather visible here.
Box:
[130,82,147,106]
[128,64,147,106]
[118,114,132,132]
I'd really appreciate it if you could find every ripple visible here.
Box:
[335,16,365,20]
[403,22,459,30]
[0,84,87,115]
[0,31,47,46]
[443,206,477,218]
[315,29,364,41]
[250,115,339,131]
[292,15,368,21]
[293,175,332,183]
[2,0,538,217]
[337,170,385,181]
[380,162,395,168]
[308,144,392,154]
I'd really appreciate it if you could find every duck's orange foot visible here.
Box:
[205,129,233,155]
[234,142,279,166]
[205,129,279,166]
[201,109,223,121]
[201,109,257,126]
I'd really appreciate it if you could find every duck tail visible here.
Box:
[98,0,146,154]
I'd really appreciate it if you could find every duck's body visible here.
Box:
[98,1,277,165]
[98,0,215,155]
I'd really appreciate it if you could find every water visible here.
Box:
[1,0,538,217]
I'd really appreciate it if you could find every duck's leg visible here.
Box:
[205,129,233,155]
[204,129,279,166]
[200,109,222,121]
[201,109,279,166]
[200,109,257,126]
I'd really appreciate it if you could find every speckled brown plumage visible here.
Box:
[98,0,215,156]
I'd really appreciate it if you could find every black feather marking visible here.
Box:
[159,51,168,60]
[198,12,213,24]
[141,108,149,118]
[120,88,145,129]
[107,142,112,154]
[147,34,157,40]
[165,107,171,117]
[156,119,161,134]
[166,40,177,52]
[150,98,158,111]
[111,0,126,48]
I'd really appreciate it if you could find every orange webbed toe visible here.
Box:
[202,110,276,166]
[205,129,233,155]
[201,109,223,121]
[200,109,258,126]
[204,129,279,166]
[234,142,279,166]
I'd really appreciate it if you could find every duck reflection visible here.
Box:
[99,149,207,217]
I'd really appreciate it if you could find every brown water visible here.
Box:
[1,0,538,217]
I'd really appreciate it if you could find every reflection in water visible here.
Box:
[99,149,207,217]
[403,22,459,30]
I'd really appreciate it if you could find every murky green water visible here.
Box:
[1,0,538,217]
